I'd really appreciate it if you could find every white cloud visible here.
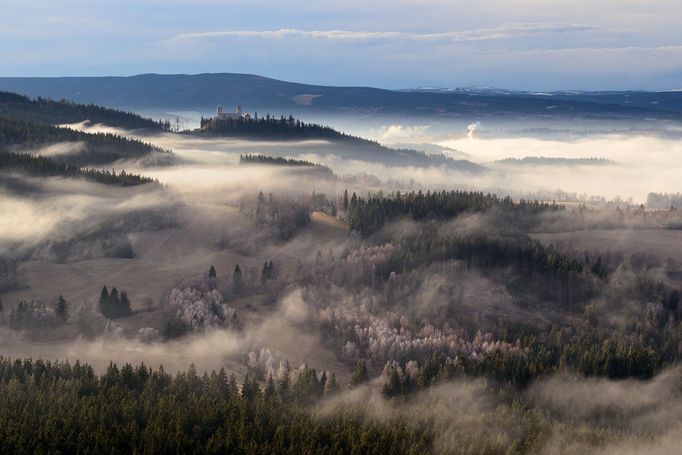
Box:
[166,23,595,45]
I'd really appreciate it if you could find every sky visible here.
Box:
[1,0,682,91]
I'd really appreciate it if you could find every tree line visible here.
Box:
[647,192,682,209]
[0,150,159,186]
[342,189,563,236]
[197,113,378,144]
[239,153,334,175]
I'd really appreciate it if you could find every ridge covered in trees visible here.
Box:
[198,114,370,142]
[239,154,334,177]
[0,117,170,166]
[0,150,159,186]
[0,91,168,130]
[196,115,484,171]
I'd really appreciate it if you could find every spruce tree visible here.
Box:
[233,265,244,294]
[326,371,340,394]
[56,295,68,322]
[120,291,131,316]
[261,262,269,286]
[350,359,369,388]
[110,288,119,309]
[99,286,109,307]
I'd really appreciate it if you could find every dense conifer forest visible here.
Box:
[0,91,168,130]
[0,117,170,165]
[343,190,562,235]
[0,358,436,454]
[0,150,158,186]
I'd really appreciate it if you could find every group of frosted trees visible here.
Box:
[245,347,340,401]
[3,295,68,330]
[248,192,311,240]
[162,278,239,337]
[162,262,281,338]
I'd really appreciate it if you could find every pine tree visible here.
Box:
[350,359,369,388]
[120,291,131,316]
[325,372,340,394]
[261,262,269,286]
[319,371,327,396]
[227,374,238,400]
[233,265,244,294]
[99,286,109,307]
[56,295,68,322]
[110,287,119,306]
[264,375,276,401]
[241,374,260,403]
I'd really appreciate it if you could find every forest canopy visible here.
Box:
[0,91,168,130]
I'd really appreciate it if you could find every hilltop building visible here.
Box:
[215,104,250,120]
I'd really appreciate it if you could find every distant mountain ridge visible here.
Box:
[0,73,681,121]
[405,86,682,115]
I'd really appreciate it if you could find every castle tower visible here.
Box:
[236,105,242,117]
[217,105,224,118]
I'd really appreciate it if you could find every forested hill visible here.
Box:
[0,91,167,131]
[0,117,170,166]
[198,114,367,142]
[0,151,159,187]
[197,115,485,172]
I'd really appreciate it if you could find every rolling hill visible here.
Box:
[1,73,681,121]
[0,93,172,165]
[0,91,167,130]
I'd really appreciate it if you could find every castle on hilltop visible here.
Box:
[215,105,251,121]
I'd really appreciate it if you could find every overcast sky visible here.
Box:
[2,0,681,90]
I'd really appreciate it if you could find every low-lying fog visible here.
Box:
[68,118,682,203]
[3,112,682,452]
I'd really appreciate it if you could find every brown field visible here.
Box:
[0,210,351,378]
